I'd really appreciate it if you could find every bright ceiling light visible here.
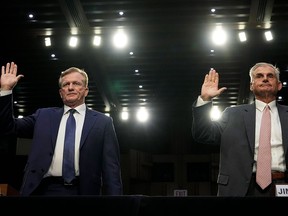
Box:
[211,27,227,45]
[136,107,149,122]
[93,35,101,46]
[238,32,247,42]
[113,30,128,48]
[264,31,273,41]
[44,37,51,46]
[121,111,129,120]
[69,36,78,47]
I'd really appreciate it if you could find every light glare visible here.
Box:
[238,32,247,42]
[69,36,78,47]
[265,31,273,41]
[211,27,227,45]
[113,30,128,48]
[136,107,149,122]
[210,106,221,121]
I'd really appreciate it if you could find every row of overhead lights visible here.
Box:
[42,28,276,123]
[43,27,275,51]
[209,7,274,45]
[211,27,274,45]
[40,9,275,124]
[44,29,128,49]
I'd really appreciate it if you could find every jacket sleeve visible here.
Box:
[192,100,222,145]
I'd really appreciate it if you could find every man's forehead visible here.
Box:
[254,66,275,73]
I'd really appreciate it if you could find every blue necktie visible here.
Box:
[62,109,76,183]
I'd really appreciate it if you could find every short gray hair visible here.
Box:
[249,62,280,82]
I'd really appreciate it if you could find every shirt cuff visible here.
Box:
[0,90,12,96]
[196,95,211,107]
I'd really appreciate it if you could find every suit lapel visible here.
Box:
[277,104,288,154]
[80,108,98,148]
[51,108,64,149]
[243,103,256,153]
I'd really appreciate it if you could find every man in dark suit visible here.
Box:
[192,62,288,196]
[0,62,123,196]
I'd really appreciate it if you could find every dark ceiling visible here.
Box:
[1,0,288,153]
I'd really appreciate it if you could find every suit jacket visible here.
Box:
[192,101,288,196]
[0,94,123,196]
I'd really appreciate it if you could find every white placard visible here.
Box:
[275,184,288,197]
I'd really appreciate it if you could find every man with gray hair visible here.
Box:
[192,62,288,196]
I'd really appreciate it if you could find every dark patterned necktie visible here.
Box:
[62,109,76,183]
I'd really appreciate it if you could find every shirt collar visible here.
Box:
[64,103,86,115]
[255,99,276,112]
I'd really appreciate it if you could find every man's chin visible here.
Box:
[256,90,277,97]
[64,99,77,105]
[65,96,77,101]
[258,87,273,93]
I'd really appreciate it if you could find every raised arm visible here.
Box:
[0,62,24,91]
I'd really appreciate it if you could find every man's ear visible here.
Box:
[278,81,283,91]
[59,89,63,98]
[250,82,253,91]
[85,87,89,97]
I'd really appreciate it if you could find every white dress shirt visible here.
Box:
[254,99,285,172]
[45,104,86,177]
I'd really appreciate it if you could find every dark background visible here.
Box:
[1,0,288,195]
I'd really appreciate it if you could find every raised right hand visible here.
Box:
[200,68,227,101]
[0,62,24,90]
